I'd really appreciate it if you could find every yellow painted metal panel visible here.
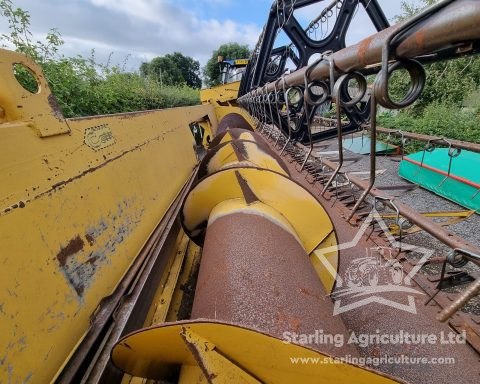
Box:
[0,52,215,381]
[199,81,256,134]
[0,48,70,137]
[200,81,241,105]
[179,327,261,383]
[112,321,401,383]
[182,167,334,254]
[148,234,190,325]
[310,231,339,293]
[205,141,288,176]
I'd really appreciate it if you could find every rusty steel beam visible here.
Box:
[366,125,480,153]
[437,278,480,322]
[239,0,480,97]
[191,210,358,356]
[318,155,480,265]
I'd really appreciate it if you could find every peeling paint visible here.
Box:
[85,233,95,246]
[23,371,33,383]
[1,132,164,217]
[55,200,144,298]
[56,236,85,267]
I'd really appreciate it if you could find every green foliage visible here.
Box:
[41,56,199,117]
[0,0,200,118]
[388,57,480,116]
[203,42,251,87]
[140,52,202,89]
[380,0,480,146]
[378,105,480,145]
[393,0,438,22]
[13,63,39,93]
[0,0,63,61]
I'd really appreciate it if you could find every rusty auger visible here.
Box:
[111,113,401,383]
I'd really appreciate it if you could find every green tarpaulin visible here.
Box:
[399,148,480,212]
[343,136,397,155]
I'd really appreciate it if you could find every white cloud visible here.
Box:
[0,0,261,69]
[0,0,419,71]
[89,0,165,24]
[87,0,260,63]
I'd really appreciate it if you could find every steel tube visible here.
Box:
[191,209,358,356]
[367,125,480,153]
[239,0,480,98]
[318,155,480,265]
[437,278,480,322]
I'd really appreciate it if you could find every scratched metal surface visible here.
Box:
[0,48,217,383]
[269,133,480,384]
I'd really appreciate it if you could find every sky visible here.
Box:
[0,0,417,71]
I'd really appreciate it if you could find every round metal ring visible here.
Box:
[374,59,426,109]
[304,80,330,106]
[333,71,367,108]
[285,86,304,110]
[446,250,469,268]
[268,92,276,103]
[449,147,461,158]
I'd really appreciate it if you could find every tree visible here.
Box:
[140,52,201,88]
[0,0,200,117]
[393,0,438,22]
[0,0,63,63]
[203,42,251,87]
[169,52,202,89]
[388,0,480,114]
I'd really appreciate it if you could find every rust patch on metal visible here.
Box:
[230,141,248,162]
[177,256,202,321]
[86,256,99,265]
[234,171,259,204]
[191,212,358,356]
[357,35,374,66]
[209,128,266,149]
[85,233,95,246]
[179,328,218,382]
[415,28,426,51]
[48,93,65,120]
[121,342,133,351]
[299,287,323,301]
[216,113,253,135]
[55,200,144,297]
[56,235,85,267]
[198,137,290,180]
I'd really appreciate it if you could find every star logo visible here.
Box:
[314,208,434,315]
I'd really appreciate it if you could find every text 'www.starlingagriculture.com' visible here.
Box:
[289,355,456,367]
